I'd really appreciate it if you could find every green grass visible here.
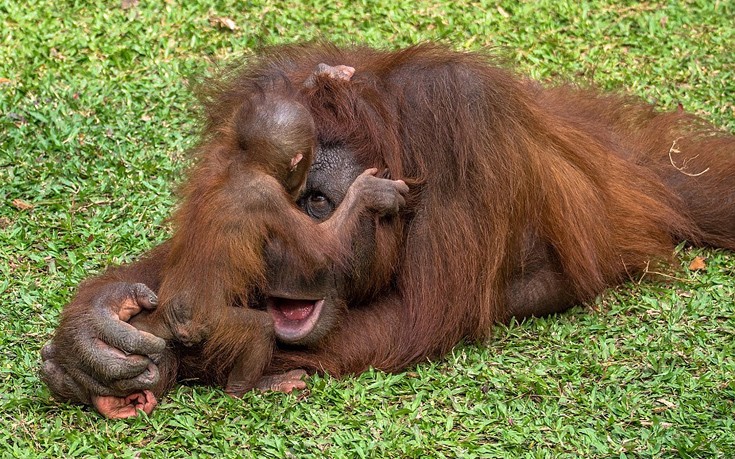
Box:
[1,0,734,457]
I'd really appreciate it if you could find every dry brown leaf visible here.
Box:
[688,256,706,271]
[640,420,673,428]
[12,199,34,210]
[653,400,678,413]
[209,16,237,31]
[0,78,11,85]
[50,48,66,61]
[121,0,139,9]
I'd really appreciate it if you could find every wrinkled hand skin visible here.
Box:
[41,281,311,418]
[40,282,167,419]
[92,391,158,419]
[351,169,409,217]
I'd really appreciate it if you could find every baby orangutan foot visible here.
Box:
[304,63,355,88]
[256,369,308,393]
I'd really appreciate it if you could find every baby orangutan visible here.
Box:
[46,63,408,418]
[120,64,406,412]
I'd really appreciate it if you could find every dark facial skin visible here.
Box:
[264,144,387,347]
[265,144,575,347]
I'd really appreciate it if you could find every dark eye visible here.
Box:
[301,192,335,220]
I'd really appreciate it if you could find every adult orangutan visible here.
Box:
[41,42,735,419]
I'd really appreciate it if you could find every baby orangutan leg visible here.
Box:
[202,307,275,398]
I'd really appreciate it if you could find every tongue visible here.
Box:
[276,300,315,321]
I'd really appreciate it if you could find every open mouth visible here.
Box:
[266,297,325,343]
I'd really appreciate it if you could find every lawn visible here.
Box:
[1,0,734,457]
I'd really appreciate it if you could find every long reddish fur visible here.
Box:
[199,42,734,376]
[58,42,735,391]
